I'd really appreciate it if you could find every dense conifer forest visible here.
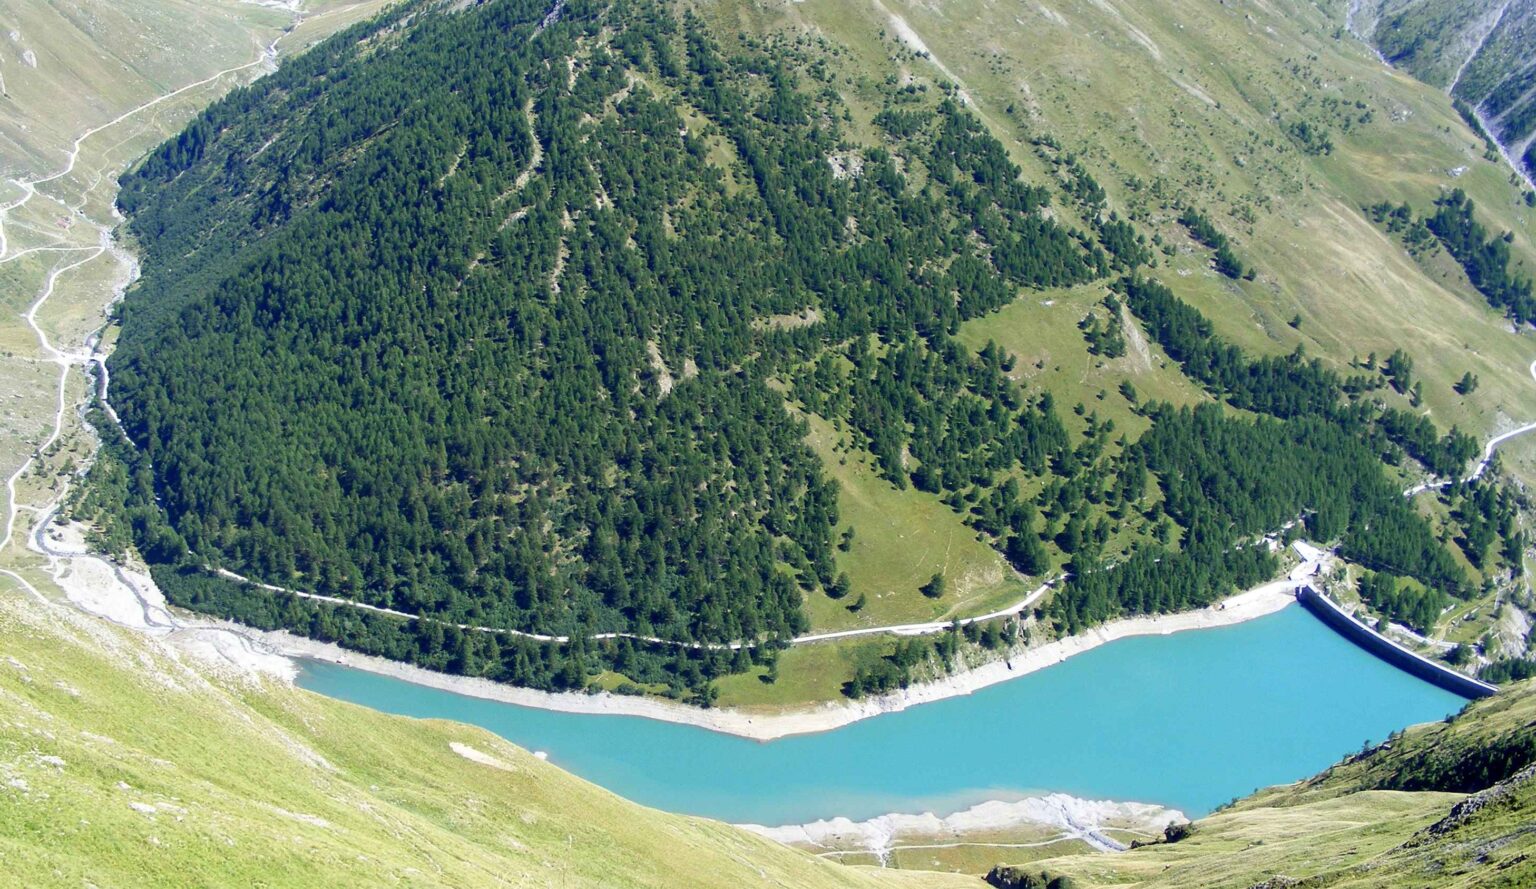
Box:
[98,0,1520,699]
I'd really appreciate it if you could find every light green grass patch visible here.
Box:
[801,412,1024,633]
[707,633,893,709]
[957,282,1213,443]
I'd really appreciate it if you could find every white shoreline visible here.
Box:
[28,516,1275,846]
[740,793,1185,856]
[264,571,1311,741]
[33,503,1323,742]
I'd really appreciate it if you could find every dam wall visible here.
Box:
[1297,586,1497,699]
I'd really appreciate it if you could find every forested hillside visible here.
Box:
[101,0,1523,701]
[106,0,1105,696]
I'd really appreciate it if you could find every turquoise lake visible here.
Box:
[297,605,1467,826]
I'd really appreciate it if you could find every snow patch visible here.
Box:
[451,741,519,772]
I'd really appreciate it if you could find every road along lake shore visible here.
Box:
[265,571,1309,741]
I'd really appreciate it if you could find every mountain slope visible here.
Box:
[723,0,1536,686]
[1,0,389,574]
[757,0,1536,442]
[107,0,1096,675]
[100,0,1536,706]
[1360,0,1536,187]
[0,582,973,889]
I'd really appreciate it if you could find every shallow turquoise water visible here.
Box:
[297,606,1467,825]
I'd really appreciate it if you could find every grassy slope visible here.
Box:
[746,0,1536,453]
[0,0,284,175]
[712,0,1536,653]
[957,284,1214,446]
[0,583,975,888]
[1000,678,1536,888]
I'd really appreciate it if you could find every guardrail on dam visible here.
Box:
[1297,585,1498,699]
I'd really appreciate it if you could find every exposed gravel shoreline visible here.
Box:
[257,572,1308,741]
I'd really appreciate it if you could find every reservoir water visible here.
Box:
[297,605,1467,826]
